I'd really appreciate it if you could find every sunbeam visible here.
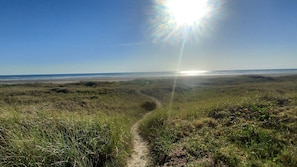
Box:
[151,0,219,110]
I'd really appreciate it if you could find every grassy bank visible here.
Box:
[1,75,297,166]
[140,75,297,166]
[0,81,152,166]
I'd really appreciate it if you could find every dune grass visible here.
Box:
[0,81,152,167]
[140,75,297,166]
[1,75,297,166]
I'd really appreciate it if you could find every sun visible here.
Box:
[151,0,215,42]
[166,0,211,26]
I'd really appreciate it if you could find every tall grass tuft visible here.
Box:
[0,109,132,167]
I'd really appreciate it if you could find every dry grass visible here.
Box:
[0,80,153,167]
[140,75,297,166]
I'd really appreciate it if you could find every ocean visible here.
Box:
[0,69,297,81]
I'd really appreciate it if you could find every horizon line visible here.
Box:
[1,68,297,76]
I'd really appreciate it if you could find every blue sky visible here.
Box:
[0,0,297,75]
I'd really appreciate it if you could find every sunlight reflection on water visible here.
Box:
[179,70,209,76]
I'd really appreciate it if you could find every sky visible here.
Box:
[0,0,297,75]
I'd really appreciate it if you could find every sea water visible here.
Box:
[0,69,297,81]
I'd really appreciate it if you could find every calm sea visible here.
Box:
[0,69,297,81]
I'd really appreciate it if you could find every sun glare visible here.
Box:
[151,0,220,110]
[167,0,211,26]
[179,70,208,76]
[151,0,217,42]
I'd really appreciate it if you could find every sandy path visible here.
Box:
[127,90,161,167]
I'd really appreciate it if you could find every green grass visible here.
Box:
[140,75,297,166]
[1,75,297,166]
[0,81,152,167]
[1,111,130,166]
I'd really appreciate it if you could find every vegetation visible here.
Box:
[140,75,297,166]
[0,81,152,167]
[1,75,297,166]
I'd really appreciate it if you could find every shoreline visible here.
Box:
[0,72,297,85]
[0,73,297,85]
[0,77,136,84]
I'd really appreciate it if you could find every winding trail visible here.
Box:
[127,89,161,167]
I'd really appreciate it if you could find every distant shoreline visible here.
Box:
[1,69,297,84]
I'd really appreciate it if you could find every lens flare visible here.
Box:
[150,0,221,110]
[150,0,219,43]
